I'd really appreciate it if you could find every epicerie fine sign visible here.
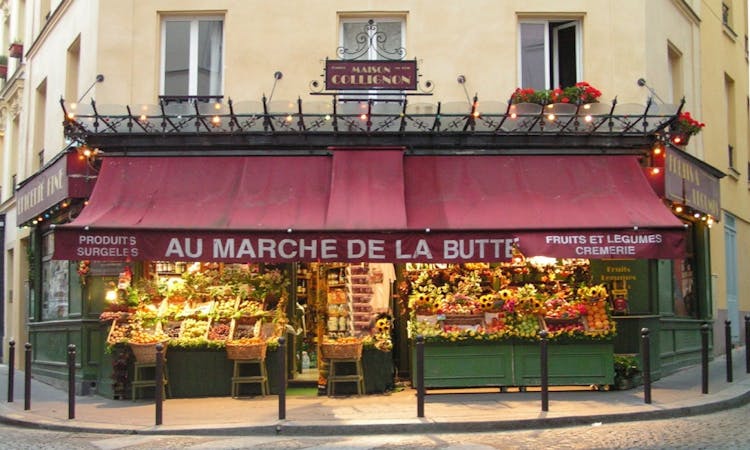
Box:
[325,60,418,90]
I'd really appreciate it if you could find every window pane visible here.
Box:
[555,25,577,87]
[41,259,69,320]
[164,20,190,96]
[375,21,402,60]
[342,21,368,60]
[520,23,546,90]
[197,20,223,96]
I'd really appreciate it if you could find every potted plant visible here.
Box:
[670,111,705,145]
[9,41,23,59]
[510,81,602,105]
[0,55,7,79]
[613,354,642,390]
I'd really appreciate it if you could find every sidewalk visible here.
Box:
[1,347,749,436]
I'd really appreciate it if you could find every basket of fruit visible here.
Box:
[320,337,363,360]
[225,338,267,360]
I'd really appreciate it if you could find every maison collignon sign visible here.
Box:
[325,60,418,90]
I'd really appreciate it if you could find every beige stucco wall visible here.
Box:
[700,0,750,328]
[88,0,679,107]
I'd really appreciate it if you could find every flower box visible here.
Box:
[8,43,23,58]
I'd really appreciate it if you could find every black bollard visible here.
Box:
[7,339,15,402]
[745,315,749,374]
[701,323,709,394]
[539,329,549,412]
[278,336,286,420]
[640,328,651,404]
[67,344,76,420]
[154,343,164,426]
[416,335,425,418]
[725,320,733,383]
[24,343,31,411]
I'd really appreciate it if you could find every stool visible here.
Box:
[326,358,365,396]
[131,362,170,401]
[231,359,269,397]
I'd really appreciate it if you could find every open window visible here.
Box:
[519,19,581,90]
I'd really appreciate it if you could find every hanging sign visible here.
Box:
[664,148,721,218]
[325,60,418,90]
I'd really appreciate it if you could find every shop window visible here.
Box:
[41,232,70,320]
[519,20,581,90]
[673,223,697,318]
[161,16,223,99]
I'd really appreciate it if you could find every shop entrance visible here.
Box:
[290,263,397,390]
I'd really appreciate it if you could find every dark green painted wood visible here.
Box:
[513,342,614,386]
[411,342,514,388]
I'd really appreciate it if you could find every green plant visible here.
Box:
[0,55,7,65]
[614,354,641,379]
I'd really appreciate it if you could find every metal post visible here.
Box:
[278,336,287,420]
[24,343,31,411]
[67,344,76,420]
[725,319,735,379]
[7,340,14,402]
[416,335,425,418]
[154,343,164,426]
[745,315,749,374]
[540,330,549,412]
[701,323,709,394]
[640,328,651,404]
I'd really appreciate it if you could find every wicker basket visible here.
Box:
[225,341,267,360]
[129,342,168,364]
[320,341,363,360]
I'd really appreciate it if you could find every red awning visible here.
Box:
[54,151,685,262]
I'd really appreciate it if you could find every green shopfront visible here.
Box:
[18,95,721,396]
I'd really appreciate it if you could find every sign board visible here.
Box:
[16,152,94,225]
[325,60,418,90]
[53,229,685,263]
[664,148,721,218]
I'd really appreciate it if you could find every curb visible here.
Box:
[1,387,749,436]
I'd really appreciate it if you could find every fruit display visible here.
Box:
[404,262,615,342]
[179,318,210,339]
[101,263,290,349]
[510,315,541,338]
[208,321,231,340]
[585,300,612,331]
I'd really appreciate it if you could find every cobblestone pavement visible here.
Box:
[1,401,748,450]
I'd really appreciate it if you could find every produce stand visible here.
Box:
[410,341,613,389]
[404,261,617,390]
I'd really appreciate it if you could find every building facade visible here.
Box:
[0,0,746,394]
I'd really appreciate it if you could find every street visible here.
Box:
[0,401,748,449]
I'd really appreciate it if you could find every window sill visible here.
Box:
[726,166,741,180]
[723,24,738,41]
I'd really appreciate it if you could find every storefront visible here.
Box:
[21,93,714,397]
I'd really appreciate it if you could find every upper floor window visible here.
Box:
[339,18,405,61]
[161,16,223,98]
[519,20,581,90]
